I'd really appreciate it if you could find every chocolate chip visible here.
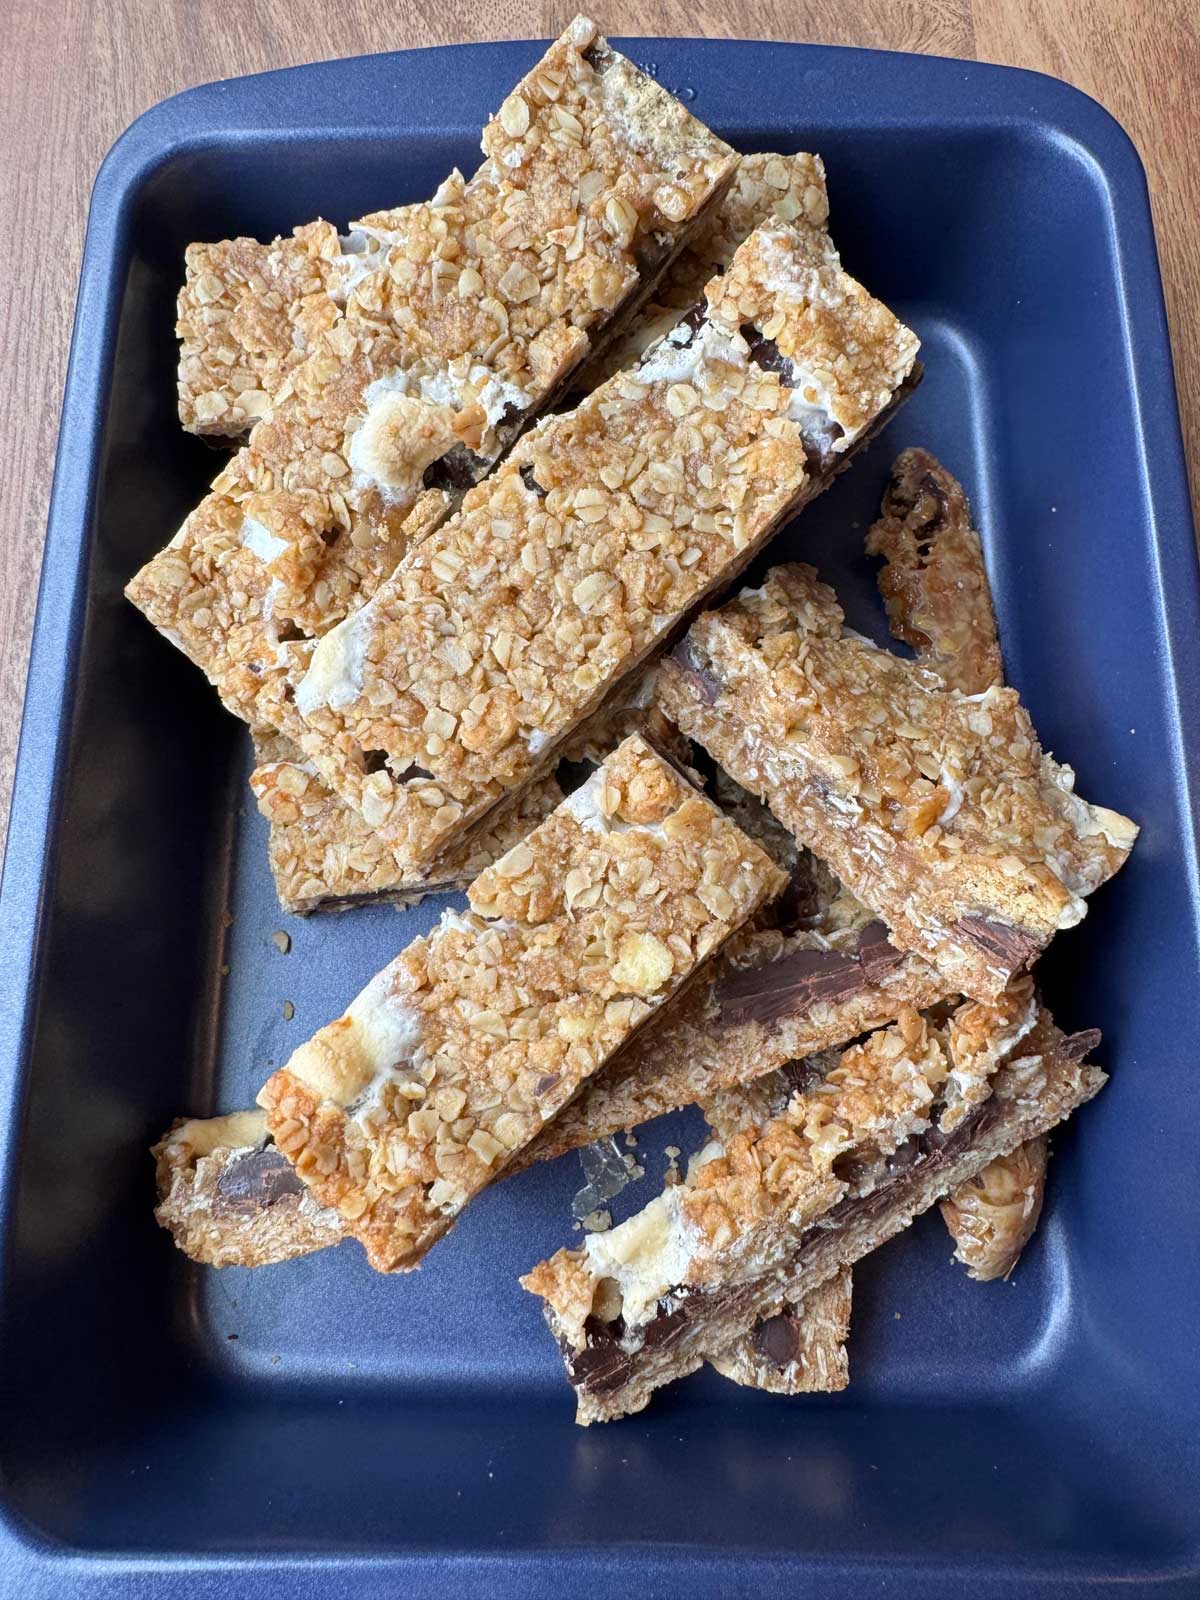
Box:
[520,464,547,498]
[214,1146,304,1213]
[669,637,722,703]
[739,322,793,381]
[361,748,389,774]
[581,38,615,73]
[422,443,485,493]
[953,916,1043,973]
[752,1310,800,1368]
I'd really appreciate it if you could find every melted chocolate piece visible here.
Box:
[669,637,722,704]
[520,463,547,498]
[214,1146,304,1212]
[566,1316,633,1396]
[718,921,903,1027]
[953,916,1043,973]
[753,1310,800,1367]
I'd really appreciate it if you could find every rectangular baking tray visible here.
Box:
[1,33,1197,1599]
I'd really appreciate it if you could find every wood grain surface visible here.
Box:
[1,0,1196,849]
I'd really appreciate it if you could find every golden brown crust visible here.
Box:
[658,564,1137,1001]
[258,736,785,1272]
[866,448,1003,696]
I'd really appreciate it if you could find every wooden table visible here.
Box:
[1,0,1196,845]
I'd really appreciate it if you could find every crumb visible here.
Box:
[663,1145,682,1187]
[226,1333,239,1341]
[282,1000,295,1020]
[271,931,292,955]
[270,1354,281,1364]
[623,1131,639,1148]
[221,910,233,929]
[220,963,230,977]
[894,1312,902,1320]
[582,1209,612,1233]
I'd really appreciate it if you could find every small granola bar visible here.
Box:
[573,151,831,390]
[257,736,786,1272]
[867,447,1003,695]
[152,1111,346,1268]
[249,665,686,915]
[132,17,738,727]
[277,220,920,872]
[522,1000,1104,1423]
[659,564,1137,1002]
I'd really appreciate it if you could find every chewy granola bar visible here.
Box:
[256,736,786,1271]
[131,18,738,729]
[274,219,920,874]
[659,563,1137,1002]
[522,999,1104,1423]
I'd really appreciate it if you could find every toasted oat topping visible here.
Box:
[658,564,1137,1001]
[257,736,785,1273]
[274,221,917,874]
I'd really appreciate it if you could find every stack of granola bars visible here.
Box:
[133,18,1137,1425]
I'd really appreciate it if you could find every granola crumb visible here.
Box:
[271,931,292,955]
[282,1000,295,1020]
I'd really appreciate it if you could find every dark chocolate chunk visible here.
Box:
[214,1146,304,1212]
[718,922,902,1027]
[669,637,723,704]
[752,1310,800,1368]
[856,920,906,983]
[739,322,793,381]
[568,1316,633,1395]
[953,916,1043,973]
[520,463,547,498]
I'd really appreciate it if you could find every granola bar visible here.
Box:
[659,564,1137,1002]
[249,665,687,915]
[276,220,920,873]
[522,1000,1104,1423]
[131,17,739,728]
[257,736,786,1272]
[152,1111,346,1268]
[573,151,831,390]
[708,1269,852,1394]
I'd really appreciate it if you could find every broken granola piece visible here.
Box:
[152,1110,346,1268]
[940,1134,1049,1281]
[276,222,919,874]
[257,736,786,1272]
[574,151,831,390]
[132,17,739,728]
[522,1002,1104,1423]
[866,447,1003,695]
[658,564,1137,1001]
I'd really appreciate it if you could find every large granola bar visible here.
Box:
[275,220,920,873]
[659,563,1136,1002]
[522,999,1104,1423]
[257,736,786,1271]
[131,18,738,727]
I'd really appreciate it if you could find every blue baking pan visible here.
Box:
[0,33,1197,1599]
